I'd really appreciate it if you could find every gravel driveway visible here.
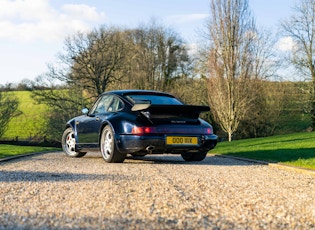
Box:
[0,152,314,229]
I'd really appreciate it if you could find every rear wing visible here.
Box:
[131,103,151,111]
[131,103,210,119]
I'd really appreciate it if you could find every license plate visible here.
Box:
[166,136,198,145]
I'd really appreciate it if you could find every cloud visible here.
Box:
[276,36,295,51]
[0,0,105,42]
[62,4,104,21]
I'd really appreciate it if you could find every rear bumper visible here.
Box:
[115,134,218,154]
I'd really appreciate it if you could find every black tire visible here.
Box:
[62,127,86,157]
[100,125,126,163]
[181,151,208,161]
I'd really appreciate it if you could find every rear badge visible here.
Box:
[171,120,186,124]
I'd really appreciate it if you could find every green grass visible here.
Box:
[213,132,315,170]
[0,145,60,159]
[2,91,48,140]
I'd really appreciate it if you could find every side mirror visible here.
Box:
[82,108,89,114]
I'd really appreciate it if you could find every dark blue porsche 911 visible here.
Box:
[62,90,218,163]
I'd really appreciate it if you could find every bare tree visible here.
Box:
[281,0,315,129]
[251,29,280,80]
[205,0,258,141]
[33,26,129,101]
[64,26,129,98]
[123,20,192,91]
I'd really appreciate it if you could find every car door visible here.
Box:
[76,95,114,145]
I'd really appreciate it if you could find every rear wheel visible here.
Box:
[62,128,86,157]
[100,125,126,163]
[181,151,208,161]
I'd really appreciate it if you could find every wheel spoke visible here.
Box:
[102,130,113,159]
[66,132,76,154]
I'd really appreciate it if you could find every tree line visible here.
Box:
[1,0,314,142]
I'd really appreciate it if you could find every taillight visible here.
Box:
[206,128,212,134]
[132,126,156,135]
[131,126,212,135]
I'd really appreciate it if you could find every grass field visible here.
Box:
[0,145,60,159]
[2,91,48,140]
[214,131,315,170]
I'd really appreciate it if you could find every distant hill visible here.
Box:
[2,91,48,141]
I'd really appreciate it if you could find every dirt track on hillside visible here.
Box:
[0,152,314,229]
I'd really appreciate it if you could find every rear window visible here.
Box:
[127,94,183,105]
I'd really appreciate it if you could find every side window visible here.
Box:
[91,95,113,114]
[107,96,124,112]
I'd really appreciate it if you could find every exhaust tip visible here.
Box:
[146,145,155,153]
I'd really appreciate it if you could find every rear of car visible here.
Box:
[115,91,218,160]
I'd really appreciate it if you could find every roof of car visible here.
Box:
[102,90,175,98]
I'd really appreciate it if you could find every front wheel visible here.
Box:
[62,127,86,157]
[100,125,126,163]
[181,151,208,162]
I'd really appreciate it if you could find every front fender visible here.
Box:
[66,118,76,130]
[65,118,79,143]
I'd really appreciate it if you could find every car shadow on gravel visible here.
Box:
[0,155,261,183]
[78,152,258,166]
[125,154,260,166]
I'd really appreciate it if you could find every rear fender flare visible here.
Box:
[99,121,120,147]
[99,121,127,153]
[99,121,110,143]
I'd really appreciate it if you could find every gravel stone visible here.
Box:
[0,152,314,229]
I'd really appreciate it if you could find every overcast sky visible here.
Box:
[0,0,297,85]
